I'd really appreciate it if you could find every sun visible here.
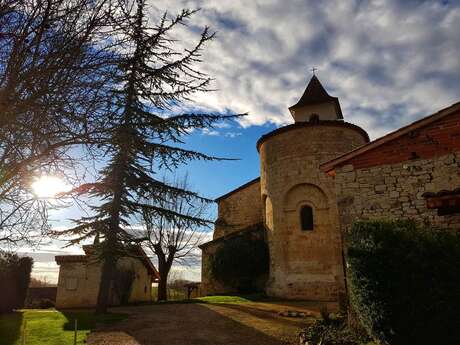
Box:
[31,175,71,198]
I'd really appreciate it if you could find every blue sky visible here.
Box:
[27,0,460,282]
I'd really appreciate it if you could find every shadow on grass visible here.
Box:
[0,311,23,345]
[61,310,128,332]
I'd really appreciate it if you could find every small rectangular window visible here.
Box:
[300,206,314,231]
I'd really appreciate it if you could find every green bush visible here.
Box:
[300,316,371,345]
[211,228,269,293]
[346,220,460,345]
[0,251,33,313]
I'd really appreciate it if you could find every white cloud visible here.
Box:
[146,0,460,139]
[201,128,219,136]
[225,132,242,138]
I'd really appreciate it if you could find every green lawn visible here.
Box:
[195,293,266,304]
[0,309,127,345]
[149,292,267,305]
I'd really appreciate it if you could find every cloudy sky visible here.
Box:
[27,0,460,283]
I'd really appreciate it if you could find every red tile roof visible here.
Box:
[320,101,460,172]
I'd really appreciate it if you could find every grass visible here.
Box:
[0,309,127,345]
[148,292,267,305]
[194,293,266,304]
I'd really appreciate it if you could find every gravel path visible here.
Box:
[86,301,324,345]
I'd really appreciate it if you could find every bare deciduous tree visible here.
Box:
[0,0,114,246]
[142,177,209,301]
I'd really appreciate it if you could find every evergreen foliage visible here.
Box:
[346,220,460,345]
[57,0,241,312]
[211,225,269,293]
[0,251,33,313]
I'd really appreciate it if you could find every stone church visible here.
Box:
[200,75,460,306]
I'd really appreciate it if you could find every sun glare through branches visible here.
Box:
[31,176,71,199]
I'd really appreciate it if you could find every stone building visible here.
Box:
[200,74,460,306]
[201,75,369,304]
[321,101,460,231]
[55,245,159,308]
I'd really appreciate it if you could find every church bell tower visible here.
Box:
[288,75,343,123]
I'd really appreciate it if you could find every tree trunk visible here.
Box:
[157,256,172,301]
[95,175,123,313]
[95,250,115,313]
[157,272,168,301]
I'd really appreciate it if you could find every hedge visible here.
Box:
[211,227,269,293]
[0,251,33,313]
[346,220,460,345]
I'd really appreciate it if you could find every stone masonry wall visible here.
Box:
[56,256,152,308]
[259,122,368,303]
[118,257,153,303]
[334,109,460,231]
[335,152,460,231]
[213,179,263,240]
[56,260,101,308]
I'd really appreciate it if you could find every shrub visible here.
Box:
[26,298,55,309]
[346,220,460,345]
[300,315,371,345]
[0,251,33,313]
[211,226,269,293]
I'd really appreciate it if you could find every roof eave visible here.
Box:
[199,223,264,249]
[55,255,87,264]
[320,101,460,172]
[256,121,369,152]
[214,177,261,202]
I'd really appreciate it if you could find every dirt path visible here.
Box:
[87,301,324,345]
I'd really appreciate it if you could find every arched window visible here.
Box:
[300,205,314,231]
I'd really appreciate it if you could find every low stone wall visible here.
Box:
[335,152,460,231]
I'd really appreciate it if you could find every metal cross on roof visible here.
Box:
[311,67,317,75]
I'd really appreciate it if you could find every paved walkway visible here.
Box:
[87,301,330,345]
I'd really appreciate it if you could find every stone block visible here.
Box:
[374,185,387,192]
